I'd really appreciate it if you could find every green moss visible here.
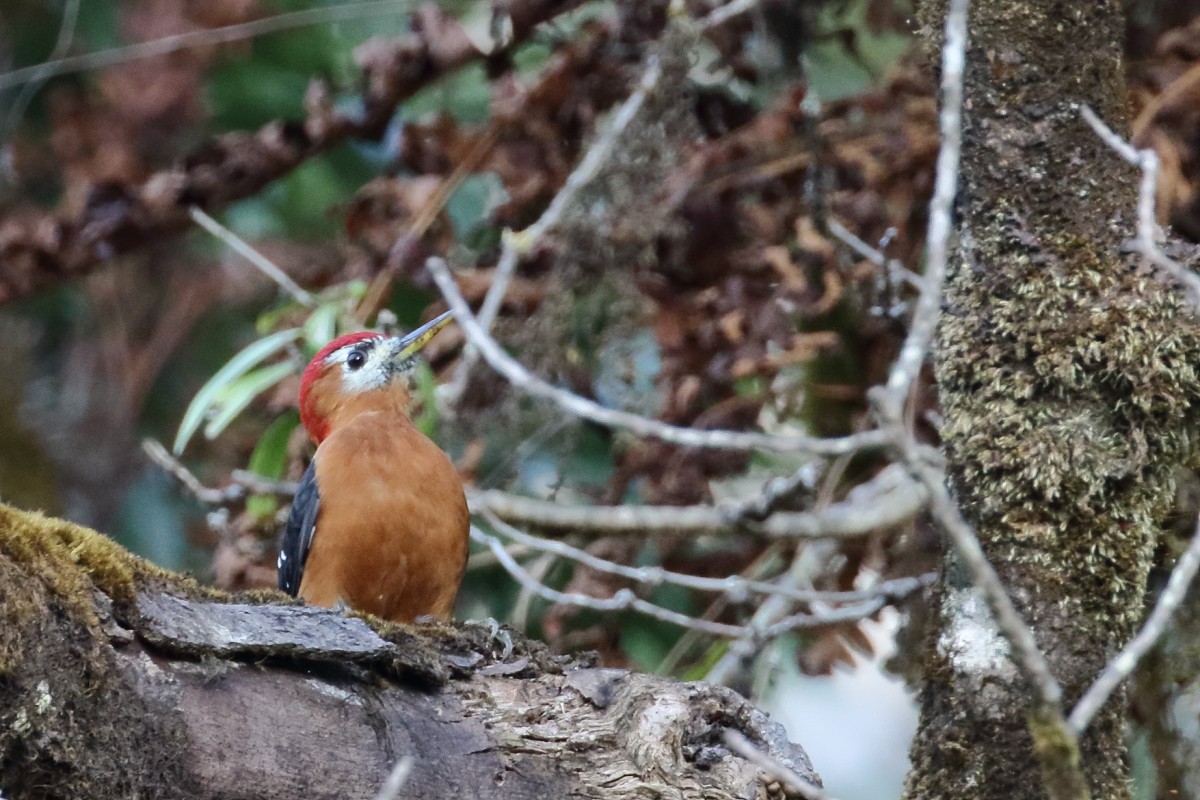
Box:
[0,503,221,630]
[1027,709,1088,800]
[0,504,197,796]
[907,1,1200,797]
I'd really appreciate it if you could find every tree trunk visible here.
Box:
[906,1,1200,798]
[0,503,816,799]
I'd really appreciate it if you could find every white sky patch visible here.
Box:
[767,609,917,800]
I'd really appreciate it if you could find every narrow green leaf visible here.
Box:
[248,411,299,479]
[302,302,340,354]
[203,360,300,441]
[172,328,302,454]
[246,411,299,520]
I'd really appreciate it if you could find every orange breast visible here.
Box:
[298,412,469,622]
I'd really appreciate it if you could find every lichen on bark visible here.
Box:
[907,1,1200,798]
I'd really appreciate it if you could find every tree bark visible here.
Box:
[907,1,1200,798]
[0,503,816,799]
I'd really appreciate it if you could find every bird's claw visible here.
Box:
[472,617,514,661]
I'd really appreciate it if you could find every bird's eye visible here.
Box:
[346,350,367,371]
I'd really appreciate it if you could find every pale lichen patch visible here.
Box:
[937,587,1015,684]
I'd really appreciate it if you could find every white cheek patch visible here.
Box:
[325,340,390,396]
[339,362,389,395]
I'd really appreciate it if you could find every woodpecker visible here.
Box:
[278,311,468,622]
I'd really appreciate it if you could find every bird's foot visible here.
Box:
[470,617,514,661]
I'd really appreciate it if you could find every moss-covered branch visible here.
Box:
[0,503,815,799]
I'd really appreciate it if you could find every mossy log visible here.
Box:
[0,503,816,799]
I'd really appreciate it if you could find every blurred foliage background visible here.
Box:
[7,1,1200,797]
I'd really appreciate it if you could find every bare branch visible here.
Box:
[228,469,298,497]
[721,730,834,800]
[704,534,839,686]
[826,218,923,290]
[445,54,665,402]
[481,507,933,605]
[142,439,245,506]
[915,458,1064,708]
[471,524,751,637]
[468,464,926,539]
[0,0,414,92]
[1069,513,1200,734]
[427,256,888,456]
[1079,105,1200,308]
[188,207,316,307]
[873,0,969,423]
[470,525,889,639]
[145,439,298,502]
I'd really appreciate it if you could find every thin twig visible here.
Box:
[445,54,665,402]
[472,524,748,637]
[468,464,925,539]
[697,0,762,30]
[466,541,534,571]
[873,0,969,423]
[482,508,933,605]
[700,542,835,686]
[0,0,413,92]
[357,128,500,324]
[144,439,299,503]
[2,0,81,136]
[1068,513,1200,734]
[1079,105,1200,308]
[826,218,923,290]
[510,552,557,632]
[229,469,298,496]
[142,439,244,505]
[189,207,316,307]
[721,730,834,800]
[916,459,1064,709]
[470,525,886,639]
[428,256,888,456]
[706,458,853,685]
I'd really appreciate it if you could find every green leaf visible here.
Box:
[173,328,302,454]
[246,412,300,520]
[679,640,730,681]
[411,362,441,436]
[203,360,300,441]
[303,302,340,353]
[447,172,508,242]
[248,412,299,479]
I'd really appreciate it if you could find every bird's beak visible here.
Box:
[391,310,455,362]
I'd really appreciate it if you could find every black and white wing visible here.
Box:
[278,459,320,596]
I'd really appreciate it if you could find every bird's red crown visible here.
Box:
[299,331,382,443]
